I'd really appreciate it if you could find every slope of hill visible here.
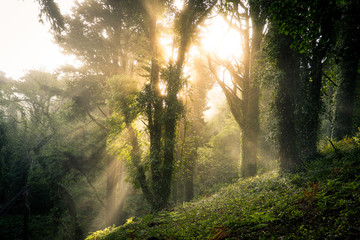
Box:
[86,138,360,240]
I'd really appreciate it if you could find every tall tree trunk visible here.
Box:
[332,0,360,140]
[298,51,323,161]
[208,5,263,178]
[240,9,254,178]
[275,33,300,171]
[241,125,257,177]
[333,59,359,139]
[241,8,263,178]
[137,0,214,211]
[176,117,195,203]
[148,13,164,212]
[128,125,153,206]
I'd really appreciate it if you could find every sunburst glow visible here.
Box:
[200,15,243,60]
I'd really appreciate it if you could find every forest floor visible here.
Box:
[86,138,360,240]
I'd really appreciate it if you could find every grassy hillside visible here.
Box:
[86,138,360,240]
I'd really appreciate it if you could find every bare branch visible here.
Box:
[86,111,109,132]
[222,15,241,31]
[214,56,245,89]
[97,106,109,118]
[79,169,106,208]
[238,0,248,12]
[207,55,244,128]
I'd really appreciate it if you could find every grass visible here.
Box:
[86,138,360,240]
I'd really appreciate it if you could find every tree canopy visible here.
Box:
[1,0,360,239]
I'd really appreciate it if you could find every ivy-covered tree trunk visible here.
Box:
[273,32,300,171]
[333,60,359,140]
[175,120,196,203]
[134,0,215,212]
[332,0,360,140]
[298,51,324,161]
[269,0,337,162]
[148,13,165,211]
[139,1,187,211]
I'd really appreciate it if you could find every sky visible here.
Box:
[0,0,234,120]
[0,0,76,79]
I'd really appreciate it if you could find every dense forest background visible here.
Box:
[1,0,359,239]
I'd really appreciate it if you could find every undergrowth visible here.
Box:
[86,137,360,239]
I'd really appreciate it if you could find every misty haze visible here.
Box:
[1,0,360,239]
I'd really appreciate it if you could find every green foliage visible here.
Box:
[65,73,106,120]
[37,0,64,33]
[195,113,240,195]
[0,70,110,239]
[319,60,341,137]
[269,0,338,55]
[174,0,216,48]
[299,134,360,184]
[0,214,56,240]
[352,76,360,131]
[107,74,140,125]
[86,135,360,239]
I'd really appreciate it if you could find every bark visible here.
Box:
[138,0,215,211]
[332,0,360,140]
[275,34,299,171]
[333,58,359,139]
[298,51,324,161]
[147,13,165,212]
[241,8,263,178]
[128,125,153,206]
[241,126,257,177]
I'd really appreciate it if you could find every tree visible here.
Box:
[36,0,64,33]
[56,0,216,212]
[0,71,86,240]
[132,0,216,211]
[332,0,360,140]
[208,0,266,177]
[56,0,147,224]
[269,0,338,162]
[173,56,214,202]
[265,28,300,171]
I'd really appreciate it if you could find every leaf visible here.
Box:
[304,189,311,197]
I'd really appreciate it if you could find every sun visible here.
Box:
[157,7,244,120]
[200,15,243,61]
[198,15,244,121]
[196,14,244,90]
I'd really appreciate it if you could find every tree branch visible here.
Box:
[86,111,109,132]
[79,169,106,208]
[207,56,244,128]
[97,106,109,118]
